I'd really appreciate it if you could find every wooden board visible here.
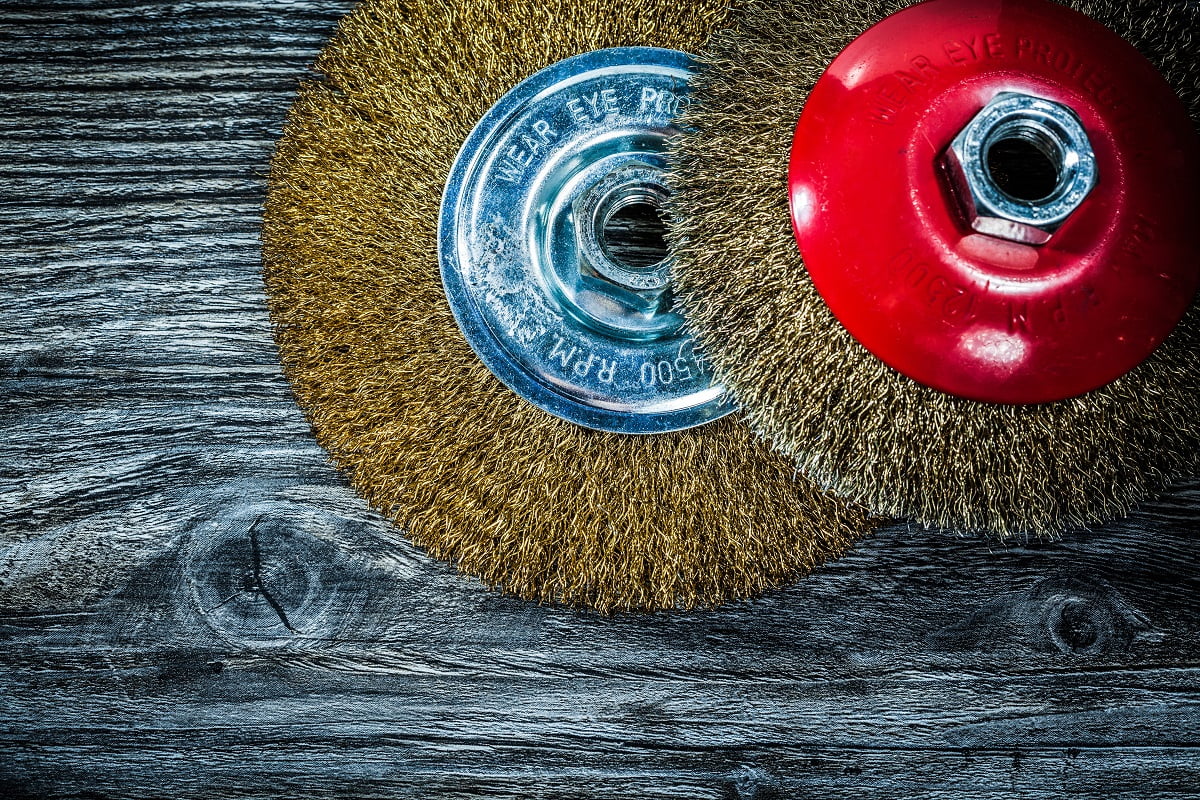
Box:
[2,1,1198,797]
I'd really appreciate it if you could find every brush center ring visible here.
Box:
[440,48,732,434]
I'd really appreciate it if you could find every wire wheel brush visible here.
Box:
[262,0,876,611]
[668,0,1200,537]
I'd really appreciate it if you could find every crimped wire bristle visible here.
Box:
[667,0,1200,537]
[262,0,877,612]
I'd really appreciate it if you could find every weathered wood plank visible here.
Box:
[2,0,1199,797]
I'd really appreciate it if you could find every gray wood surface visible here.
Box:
[2,1,1198,798]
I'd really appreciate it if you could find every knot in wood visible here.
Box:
[1030,574,1153,656]
[185,510,354,646]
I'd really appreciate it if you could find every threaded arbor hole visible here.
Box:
[601,199,669,269]
[986,127,1063,203]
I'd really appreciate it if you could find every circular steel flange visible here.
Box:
[788,0,1200,405]
[441,47,731,433]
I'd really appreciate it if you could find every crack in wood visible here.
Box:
[246,518,296,634]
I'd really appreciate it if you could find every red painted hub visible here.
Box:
[788,0,1200,404]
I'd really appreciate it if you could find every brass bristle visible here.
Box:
[262,0,877,612]
[667,0,1200,537]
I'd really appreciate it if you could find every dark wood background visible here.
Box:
[2,2,1198,797]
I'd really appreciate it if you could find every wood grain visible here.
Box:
[2,1,1199,797]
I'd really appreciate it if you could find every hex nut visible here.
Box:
[944,92,1098,246]
[571,162,671,308]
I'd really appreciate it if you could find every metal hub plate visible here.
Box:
[440,47,732,434]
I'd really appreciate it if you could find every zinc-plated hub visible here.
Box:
[945,92,1098,245]
[439,48,732,434]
